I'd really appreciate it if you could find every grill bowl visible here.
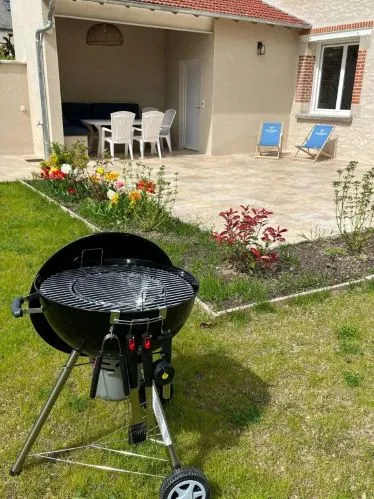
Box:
[30,233,198,356]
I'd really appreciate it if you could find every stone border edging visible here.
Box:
[20,180,374,319]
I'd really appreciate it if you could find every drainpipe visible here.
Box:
[36,0,55,158]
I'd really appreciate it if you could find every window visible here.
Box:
[313,43,359,114]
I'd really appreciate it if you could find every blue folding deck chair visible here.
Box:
[255,122,283,159]
[294,124,336,162]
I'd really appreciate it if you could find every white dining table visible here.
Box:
[81,118,142,157]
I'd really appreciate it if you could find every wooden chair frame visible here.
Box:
[294,124,337,162]
[255,122,283,160]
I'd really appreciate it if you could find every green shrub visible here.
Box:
[333,161,374,253]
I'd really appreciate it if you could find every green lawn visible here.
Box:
[1,182,373,498]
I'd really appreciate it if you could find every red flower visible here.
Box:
[67,187,76,194]
[49,169,66,180]
[40,167,50,179]
[136,179,156,193]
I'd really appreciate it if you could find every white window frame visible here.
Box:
[310,41,359,117]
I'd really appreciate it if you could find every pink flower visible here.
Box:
[115,180,125,190]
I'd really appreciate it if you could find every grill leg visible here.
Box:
[10,349,80,476]
[152,382,181,470]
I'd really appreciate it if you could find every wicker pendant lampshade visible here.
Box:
[86,23,123,46]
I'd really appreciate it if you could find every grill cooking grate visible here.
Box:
[39,263,195,312]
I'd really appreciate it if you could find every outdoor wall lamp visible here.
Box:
[257,41,265,55]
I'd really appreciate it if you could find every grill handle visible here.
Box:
[11,294,43,318]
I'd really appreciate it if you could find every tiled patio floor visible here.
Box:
[0,151,365,242]
[126,151,359,242]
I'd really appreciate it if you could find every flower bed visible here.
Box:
[35,143,178,233]
[29,144,374,311]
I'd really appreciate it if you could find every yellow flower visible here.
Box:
[49,153,58,167]
[110,193,119,205]
[96,166,105,175]
[50,167,59,174]
[128,190,141,203]
[105,171,119,182]
[107,189,119,205]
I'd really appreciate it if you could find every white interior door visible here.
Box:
[183,60,201,151]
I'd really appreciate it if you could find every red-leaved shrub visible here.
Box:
[213,206,287,271]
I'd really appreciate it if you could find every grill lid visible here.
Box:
[39,263,195,312]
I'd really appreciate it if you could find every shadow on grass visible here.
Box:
[15,350,269,499]
[170,351,271,470]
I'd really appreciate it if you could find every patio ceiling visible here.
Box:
[76,0,310,29]
[56,0,213,33]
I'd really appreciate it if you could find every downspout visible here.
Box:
[36,0,55,158]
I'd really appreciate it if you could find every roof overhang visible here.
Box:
[74,0,311,29]
[301,27,372,43]
[56,0,214,33]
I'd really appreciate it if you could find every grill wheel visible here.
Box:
[160,467,210,499]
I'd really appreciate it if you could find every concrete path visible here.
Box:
[0,155,37,181]
[0,151,363,242]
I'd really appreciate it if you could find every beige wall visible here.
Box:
[0,62,33,154]
[165,30,214,154]
[56,18,165,108]
[211,20,299,155]
[11,0,63,157]
[268,0,373,27]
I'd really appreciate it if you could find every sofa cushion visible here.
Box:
[63,125,89,137]
[90,102,140,119]
[62,102,91,126]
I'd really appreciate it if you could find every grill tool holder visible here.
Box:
[109,315,173,444]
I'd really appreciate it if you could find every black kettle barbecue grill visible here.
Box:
[10,232,210,498]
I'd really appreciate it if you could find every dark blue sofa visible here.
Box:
[62,102,141,137]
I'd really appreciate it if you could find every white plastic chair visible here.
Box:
[133,111,164,160]
[102,111,135,159]
[142,106,159,114]
[159,109,176,154]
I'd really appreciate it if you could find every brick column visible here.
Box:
[295,55,316,103]
[352,49,367,105]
